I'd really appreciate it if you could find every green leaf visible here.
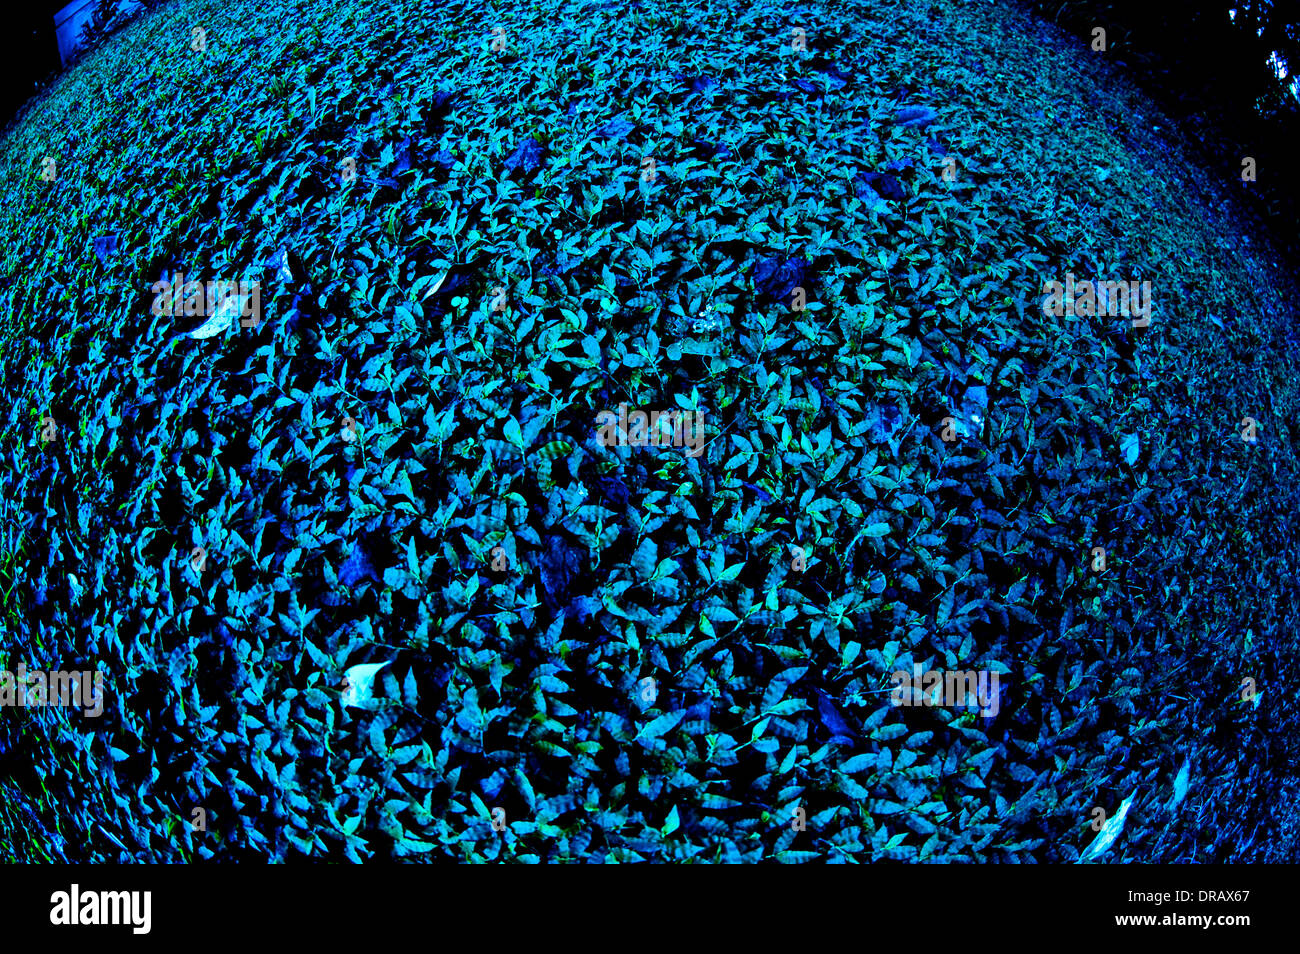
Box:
[937,588,956,627]
[840,754,878,774]
[639,711,685,741]
[503,416,524,450]
[662,805,681,836]
[762,667,809,711]
[717,562,744,582]
[776,850,821,863]
[766,698,808,716]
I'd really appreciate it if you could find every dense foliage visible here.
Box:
[1,0,1298,862]
[1025,0,1300,264]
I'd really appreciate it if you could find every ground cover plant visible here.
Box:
[1,0,1298,863]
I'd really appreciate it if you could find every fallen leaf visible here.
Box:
[341,661,392,709]
[1169,762,1191,810]
[1077,792,1135,863]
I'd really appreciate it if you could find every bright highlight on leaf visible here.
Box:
[1120,433,1140,466]
[1169,762,1191,811]
[1077,792,1135,863]
[341,661,393,710]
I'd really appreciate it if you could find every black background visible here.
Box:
[2,2,82,133]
